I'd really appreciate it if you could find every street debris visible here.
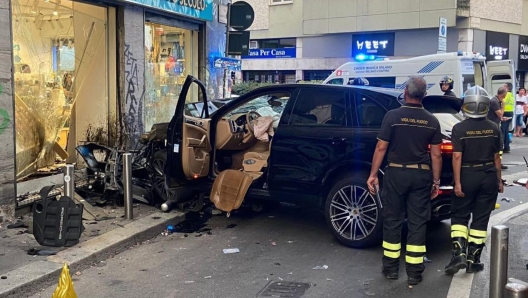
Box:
[75,271,82,276]
[227,224,237,229]
[271,242,277,246]
[495,203,500,210]
[287,272,293,275]
[184,281,195,284]
[326,278,333,281]
[1,276,6,280]
[424,256,432,263]
[287,241,295,244]
[501,197,515,203]
[204,276,212,279]
[312,265,328,270]
[274,263,281,266]
[278,277,283,281]
[223,248,240,254]
[7,221,27,229]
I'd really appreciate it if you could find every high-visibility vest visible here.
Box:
[504,92,515,112]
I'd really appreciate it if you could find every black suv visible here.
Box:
[165,76,462,248]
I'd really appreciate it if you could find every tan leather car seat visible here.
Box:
[242,140,271,173]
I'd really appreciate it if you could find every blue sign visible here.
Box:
[242,48,296,59]
[213,57,241,71]
[123,0,213,21]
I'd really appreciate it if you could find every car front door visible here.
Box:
[165,75,212,187]
[267,87,351,203]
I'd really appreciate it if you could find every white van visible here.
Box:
[323,52,516,101]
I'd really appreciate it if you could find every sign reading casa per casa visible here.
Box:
[242,48,296,59]
[123,0,213,21]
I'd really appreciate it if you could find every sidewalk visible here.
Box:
[0,202,184,298]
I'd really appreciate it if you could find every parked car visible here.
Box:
[165,75,462,248]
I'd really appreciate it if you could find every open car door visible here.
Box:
[165,75,212,187]
[486,60,516,129]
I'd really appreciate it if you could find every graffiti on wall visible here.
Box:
[0,84,10,136]
[124,43,144,145]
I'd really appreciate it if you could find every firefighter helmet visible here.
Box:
[461,86,490,119]
[439,76,454,90]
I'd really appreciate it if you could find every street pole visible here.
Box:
[123,153,133,219]
[490,225,509,298]
[223,2,232,99]
[64,164,75,198]
[505,282,528,298]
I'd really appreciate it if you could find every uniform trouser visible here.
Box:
[381,167,432,278]
[501,112,513,151]
[451,166,499,246]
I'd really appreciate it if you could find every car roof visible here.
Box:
[251,83,403,97]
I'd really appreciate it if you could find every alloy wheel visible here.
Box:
[329,185,379,241]
[151,156,176,201]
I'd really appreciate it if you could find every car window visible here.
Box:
[224,92,290,118]
[327,78,344,85]
[355,94,388,127]
[289,88,347,126]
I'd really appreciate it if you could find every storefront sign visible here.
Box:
[486,31,510,61]
[352,33,395,57]
[242,48,296,59]
[518,35,528,71]
[123,0,213,21]
[213,57,241,71]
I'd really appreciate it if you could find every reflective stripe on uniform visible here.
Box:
[451,224,468,239]
[384,250,400,259]
[500,151,503,160]
[469,229,487,238]
[383,241,401,251]
[406,244,426,253]
[405,255,423,264]
[468,236,486,245]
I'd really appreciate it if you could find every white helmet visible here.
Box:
[461,86,490,119]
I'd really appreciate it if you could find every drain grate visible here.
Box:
[256,281,311,297]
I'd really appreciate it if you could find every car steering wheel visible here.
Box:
[246,111,261,133]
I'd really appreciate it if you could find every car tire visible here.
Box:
[324,174,383,248]
[151,150,176,205]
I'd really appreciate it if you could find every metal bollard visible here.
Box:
[505,283,528,298]
[490,225,509,298]
[123,153,133,219]
[64,164,75,198]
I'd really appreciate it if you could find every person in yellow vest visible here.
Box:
[501,83,515,153]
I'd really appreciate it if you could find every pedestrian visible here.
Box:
[487,87,508,170]
[444,86,503,275]
[514,87,527,137]
[439,76,456,97]
[367,76,443,286]
[501,83,515,152]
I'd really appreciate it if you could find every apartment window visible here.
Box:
[270,0,293,4]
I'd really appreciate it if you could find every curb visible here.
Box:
[446,195,528,298]
[0,211,185,298]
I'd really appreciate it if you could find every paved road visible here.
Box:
[29,138,528,298]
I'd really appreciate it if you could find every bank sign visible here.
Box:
[242,48,296,59]
[123,0,213,21]
[519,36,528,71]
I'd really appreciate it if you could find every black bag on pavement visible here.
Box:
[32,185,85,247]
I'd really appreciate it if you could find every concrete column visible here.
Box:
[458,29,474,52]
[118,5,145,149]
[0,0,17,219]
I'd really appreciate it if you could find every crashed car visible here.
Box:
[165,75,462,248]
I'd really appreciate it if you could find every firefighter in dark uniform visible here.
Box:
[444,86,503,275]
[367,76,443,285]
[440,76,456,97]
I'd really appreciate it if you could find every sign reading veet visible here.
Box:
[486,31,510,61]
[518,35,528,71]
[352,33,395,57]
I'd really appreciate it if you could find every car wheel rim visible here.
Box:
[329,185,379,241]
[152,157,175,200]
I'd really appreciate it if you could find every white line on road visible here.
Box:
[446,177,528,298]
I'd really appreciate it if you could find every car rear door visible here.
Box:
[267,86,351,203]
[165,75,212,186]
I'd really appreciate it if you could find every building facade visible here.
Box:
[0,0,229,216]
[239,0,528,87]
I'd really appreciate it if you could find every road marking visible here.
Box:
[446,183,528,298]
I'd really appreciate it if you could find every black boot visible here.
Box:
[445,237,467,275]
[466,243,485,273]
